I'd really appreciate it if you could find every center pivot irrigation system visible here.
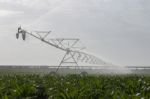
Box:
[16,26,111,72]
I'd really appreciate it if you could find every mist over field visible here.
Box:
[0,1,150,99]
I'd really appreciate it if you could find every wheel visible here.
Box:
[49,71,57,76]
[16,33,19,39]
[22,33,26,40]
[80,71,88,76]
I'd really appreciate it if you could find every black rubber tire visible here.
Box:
[22,33,26,40]
[16,33,19,39]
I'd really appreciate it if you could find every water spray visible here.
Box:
[16,26,112,72]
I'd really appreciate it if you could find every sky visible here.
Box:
[0,0,150,66]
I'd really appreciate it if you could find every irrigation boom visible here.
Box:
[16,26,111,71]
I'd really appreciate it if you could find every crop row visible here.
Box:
[0,74,150,99]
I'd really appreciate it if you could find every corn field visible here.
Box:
[0,74,150,99]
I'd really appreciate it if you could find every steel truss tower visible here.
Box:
[16,26,112,72]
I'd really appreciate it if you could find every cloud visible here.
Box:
[0,10,22,17]
[0,0,150,65]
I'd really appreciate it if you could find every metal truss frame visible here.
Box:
[16,26,112,72]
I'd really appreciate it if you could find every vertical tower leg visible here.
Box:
[56,51,79,73]
[56,51,68,72]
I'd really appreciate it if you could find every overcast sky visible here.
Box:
[0,0,150,66]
